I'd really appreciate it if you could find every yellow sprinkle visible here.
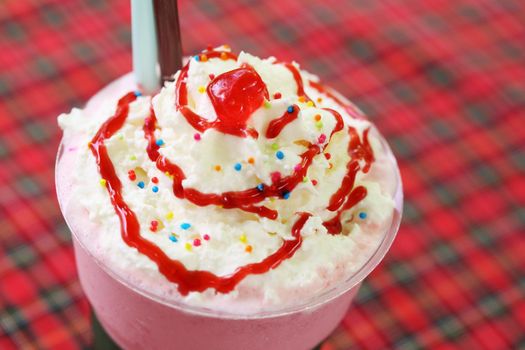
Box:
[198,86,206,93]
[239,234,247,243]
[130,155,137,161]
[185,243,192,251]
[298,96,306,103]
[306,101,314,107]
[245,245,253,253]
[99,179,107,187]
[165,212,174,221]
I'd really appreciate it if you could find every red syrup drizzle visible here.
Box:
[90,92,313,294]
[90,48,375,294]
[309,80,363,119]
[265,104,300,139]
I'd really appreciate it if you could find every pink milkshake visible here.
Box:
[56,47,402,350]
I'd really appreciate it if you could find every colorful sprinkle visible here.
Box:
[276,151,284,160]
[150,220,158,232]
[152,186,159,193]
[128,170,136,181]
[298,96,306,103]
[273,92,282,99]
[169,235,178,243]
[198,86,206,94]
[200,54,208,62]
[156,139,164,146]
[287,105,294,113]
[306,101,314,107]
[209,73,215,80]
[137,181,145,189]
[220,52,228,60]
[134,91,142,97]
[193,55,200,61]
[324,153,331,160]
[328,163,333,169]
[314,114,322,121]
[245,245,253,253]
[193,238,201,247]
[214,165,222,171]
[271,172,282,183]
[263,101,272,109]
[315,121,324,129]
[318,134,327,144]
[99,179,107,187]
[234,163,242,171]
[317,97,323,103]
[130,155,137,161]
[294,164,302,172]
[248,157,255,164]
[302,176,309,183]
[194,133,201,141]
[271,142,279,150]
[185,242,192,251]
[282,191,291,199]
[256,183,264,191]
[239,234,247,243]
[203,234,210,241]
[165,212,174,221]
[151,177,159,184]
[180,222,191,230]
[359,212,367,219]
[311,179,318,186]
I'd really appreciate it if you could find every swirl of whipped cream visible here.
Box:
[58,47,397,312]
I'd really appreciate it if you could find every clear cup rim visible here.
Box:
[55,74,403,320]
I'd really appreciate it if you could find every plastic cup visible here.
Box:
[56,74,403,350]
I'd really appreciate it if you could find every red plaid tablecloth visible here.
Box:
[1,0,524,349]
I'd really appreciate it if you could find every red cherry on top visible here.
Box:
[207,67,269,136]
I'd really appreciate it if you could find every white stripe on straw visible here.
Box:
[131,0,159,93]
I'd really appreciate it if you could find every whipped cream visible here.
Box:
[57,47,399,314]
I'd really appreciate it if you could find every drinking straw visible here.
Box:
[152,0,183,84]
[131,0,159,93]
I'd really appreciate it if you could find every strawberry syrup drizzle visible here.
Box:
[90,49,374,293]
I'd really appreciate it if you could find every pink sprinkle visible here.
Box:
[294,164,302,172]
[194,133,201,141]
[151,220,158,227]
[318,134,327,144]
[193,238,201,247]
[271,171,282,183]
[203,234,210,241]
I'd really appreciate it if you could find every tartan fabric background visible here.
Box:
[1,0,524,349]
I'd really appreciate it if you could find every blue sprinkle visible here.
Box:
[276,150,284,160]
[194,55,200,61]
[234,163,242,171]
[256,183,264,191]
[282,191,290,200]
[359,212,367,219]
[287,105,294,113]
[169,235,178,243]
[137,181,145,189]
[134,91,142,97]
[152,186,159,193]
[156,139,164,146]
[180,222,191,230]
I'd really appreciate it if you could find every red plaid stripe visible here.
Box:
[1,0,524,349]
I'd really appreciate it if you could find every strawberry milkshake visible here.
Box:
[56,46,402,349]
